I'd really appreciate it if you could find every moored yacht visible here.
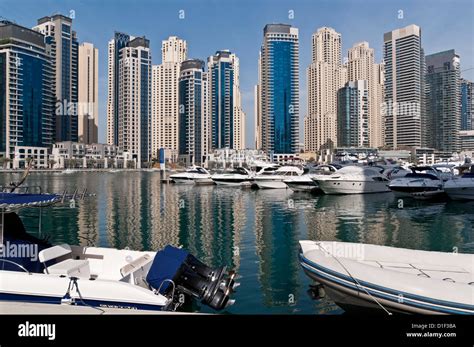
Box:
[254,166,304,189]
[169,166,213,185]
[388,166,445,198]
[315,166,390,194]
[211,167,253,186]
[284,165,339,193]
[444,165,474,200]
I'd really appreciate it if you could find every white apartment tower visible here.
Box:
[151,36,187,159]
[383,24,424,149]
[347,42,384,148]
[304,27,347,152]
[78,42,99,144]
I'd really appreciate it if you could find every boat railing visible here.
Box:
[0,259,32,274]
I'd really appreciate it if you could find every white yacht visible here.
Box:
[0,193,237,313]
[169,166,213,185]
[444,165,474,200]
[254,166,304,189]
[315,166,390,194]
[211,167,253,186]
[388,166,445,198]
[285,165,339,193]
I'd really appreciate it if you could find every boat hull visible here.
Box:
[317,180,390,194]
[285,182,319,192]
[255,180,288,189]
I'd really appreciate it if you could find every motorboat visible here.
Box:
[444,165,474,201]
[388,166,445,198]
[254,166,304,189]
[211,167,253,186]
[314,166,390,194]
[284,165,339,193]
[299,240,474,314]
[169,166,213,185]
[0,193,237,313]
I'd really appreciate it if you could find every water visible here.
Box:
[2,171,474,314]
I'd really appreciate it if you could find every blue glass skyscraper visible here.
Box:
[461,79,473,131]
[258,24,300,154]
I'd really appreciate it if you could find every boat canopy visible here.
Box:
[0,193,60,210]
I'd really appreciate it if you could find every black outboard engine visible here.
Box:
[146,245,238,311]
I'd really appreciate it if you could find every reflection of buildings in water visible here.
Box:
[104,172,144,250]
[176,186,243,271]
[254,190,300,307]
[77,194,99,246]
[149,182,180,251]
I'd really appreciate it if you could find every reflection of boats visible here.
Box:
[0,193,237,313]
[299,241,474,314]
[444,165,474,201]
[388,166,445,198]
[169,166,213,185]
[315,166,390,194]
[211,167,253,186]
[254,166,303,189]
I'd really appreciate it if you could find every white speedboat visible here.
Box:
[0,193,237,313]
[254,166,304,189]
[388,166,444,198]
[299,241,474,314]
[444,166,474,200]
[284,175,318,192]
[211,167,253,186]
[314,166,390,194]
[169,166,213,185]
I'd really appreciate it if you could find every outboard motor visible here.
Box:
[146,245,238,311]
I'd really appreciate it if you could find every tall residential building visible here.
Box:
[347,42,384,148]
[258,24,299,154]
[304,27,347,152]
[461,79,473,131]
[337,80,369,147]
[383,24,424,149]
[0,20,54,159]
[107,33,151,167]
[33,14,79,142]
[78,42,98,144]
[254,52,262,150]
[151,36,187,159]
[425,50,461,153]
[208,50,245,150]
[178,59,210,165]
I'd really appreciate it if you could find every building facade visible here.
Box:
[78,42,98,144]
[258,24,299,154]
[461,79,473,131]
[337,80,369,147]
[178,59,210,165]
[151,36,187,159]
[304,27,347,152]
[0,20,54,162]
[107,34,151,167]
[425,50,461,153]
[208,50,245,150]
[34,14,79,142]
[383,24,424,149]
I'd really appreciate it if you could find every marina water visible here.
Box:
[2,171,473,314]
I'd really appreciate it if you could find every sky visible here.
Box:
[2,0,473,147]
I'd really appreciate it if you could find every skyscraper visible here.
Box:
[337,80,369,147]
[208,50,245,150]
[151,36,187,159]
[107,33,151,167]
[34,14,79,142]
[461,79,474,131]
[0,20,54,160]
[425,50,461,153]
[383,24,424,149]
[258,24,299,154]
[178,59,210,165]
[347,42,384,148]
[78,42,98,144]
[304,27,347,152]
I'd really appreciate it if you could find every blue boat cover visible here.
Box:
[146,245,189,293]
[0,193,60,209]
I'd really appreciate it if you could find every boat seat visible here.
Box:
[38,244,90,279]
[119,254,153,287]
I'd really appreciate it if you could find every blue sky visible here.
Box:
[2,0,473,147]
